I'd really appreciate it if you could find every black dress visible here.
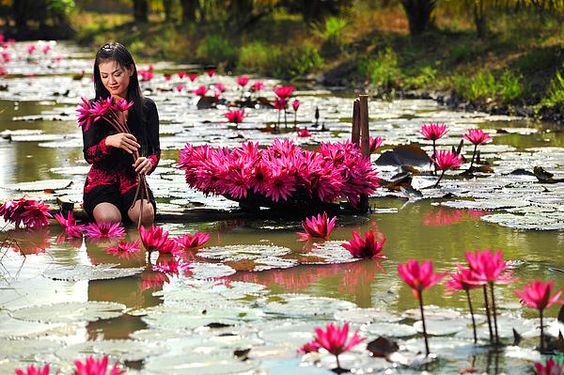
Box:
[82,97,160,220]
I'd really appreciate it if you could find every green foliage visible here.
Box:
[453,69,523,104]
[359,47,401,90]
[49,0,75,17]
[196,34,238,64]
[403,65,437,89]
[313,16,347,52]
[543,67,564,109]
[238,41,323,79]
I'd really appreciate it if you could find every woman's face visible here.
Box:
[98,59,134,99]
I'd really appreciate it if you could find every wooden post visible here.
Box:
[359,95,370,157]
[351,98,360,147]
[358,95,370,212]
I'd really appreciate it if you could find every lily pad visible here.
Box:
[55,339,168,362]
[301,241,358,265]
[9,301,126,323]
[189,262,237,279]
[0,338,63,360]
[263,294,356,319]
[8,179,73,192]
[43,264,144,281]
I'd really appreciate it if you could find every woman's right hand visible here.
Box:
[105,133,140,154]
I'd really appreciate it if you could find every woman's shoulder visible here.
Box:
[142,97,157,111]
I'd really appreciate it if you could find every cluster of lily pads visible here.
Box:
[15,355,122,375]
[0,36,61,77]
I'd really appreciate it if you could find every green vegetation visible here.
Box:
[2,0,563,119]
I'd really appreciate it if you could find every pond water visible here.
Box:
[0,41,563,374]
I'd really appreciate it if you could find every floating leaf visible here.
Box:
[43,264,144,281]
[9,301,126,323]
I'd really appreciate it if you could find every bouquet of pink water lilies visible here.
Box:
[177,139,379,209]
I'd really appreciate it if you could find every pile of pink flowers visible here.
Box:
[16,355,123,375]
[0,198,52,229]
[178,139,379,208]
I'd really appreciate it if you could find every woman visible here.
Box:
[82,42,160,225]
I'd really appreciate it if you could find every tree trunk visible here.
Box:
[133,0,149,23]
[401,0,437,35]
[473,0,487,38]
[13,0,32,30]
[163,0,174,22]
[180,0,198,23]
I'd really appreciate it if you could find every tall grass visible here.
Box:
[543,67,564,109]
[238,41,322,78]
[453,70,523,104]
[196,34,238,64]
[359,47,402,91]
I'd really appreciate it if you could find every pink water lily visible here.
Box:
[465,249,518,345]
[27,44,36,54]
[292,99,300,111]
[464,128,492,169]
[139,224,170,253]
[42,45,51,54]
[341,230,386,260]
[398,259,445,355]
[464,128,492,145]
[178,71,186,79]
[296,212,336,241]
[419,123,447,141]
[299,340,320,354]
[188,73,198,81]
[207,69,215,77]
[164,73,171,81]
[432,150,463,187]
[15,364,50,375]
[236,76,249,87]
[274,86,295,99]
[111,98,134,112]
[297,128,311,137]
[250,81,265,92]
[193,85,208,96]
[1,198,52,229]
[225,109,245,125]
[106,240,141,259]
[534,357,564,375]
[153,257,191,275]
[515,280,563,352]
[174,231,210,249]
[369,136,383,154]
[313,322,364,369]
[84,222,125,239]
[76,97,95,131]
[72,355,124,375]
[54,211,83,238]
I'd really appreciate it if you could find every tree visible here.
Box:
[179,0,199,23]
[133,0,149,22]
[400,0,437,35]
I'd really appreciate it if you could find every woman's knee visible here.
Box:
[93,203,122,223]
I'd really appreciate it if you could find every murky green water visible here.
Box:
[0,41,563,374]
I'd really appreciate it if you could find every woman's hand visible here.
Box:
[105,133,140,154]
[133,157,152,175]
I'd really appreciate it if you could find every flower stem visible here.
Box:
[540,308,545,352]
[469,144,478,170]
[277,110,280,132]
[419,292,430,356]
[490,283,500,345]
[466,288,477,344]
[294,112,297,128]
[284,109,288,129]
[433,170,446,188]
[432,139,437,175]
[335,354,341,370]
[483,285,494,344]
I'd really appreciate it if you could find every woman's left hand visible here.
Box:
[133,157,152,175]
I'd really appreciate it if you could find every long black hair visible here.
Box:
[93,42,148,153]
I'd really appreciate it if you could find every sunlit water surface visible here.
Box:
[0,41,563,374]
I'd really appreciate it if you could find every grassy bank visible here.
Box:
[71,5,564,122]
